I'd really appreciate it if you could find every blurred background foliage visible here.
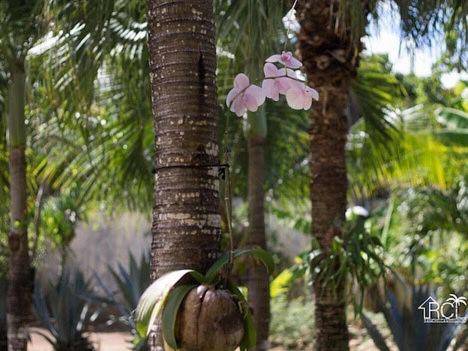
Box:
[0,0,466,350]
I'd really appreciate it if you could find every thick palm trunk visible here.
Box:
[297,1,361,350]
[147,1,220,349]
[247,136,270,351]
[7,63,31,351]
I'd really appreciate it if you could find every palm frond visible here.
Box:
[352,54,405,143]
[348,104,468,198]
[216,0,290,77]
[393,0,467,57]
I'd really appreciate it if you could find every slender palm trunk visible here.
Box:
[7,62,31,351]
[297,1,361,350]
[147,1,220,349]
[247,136,270,351]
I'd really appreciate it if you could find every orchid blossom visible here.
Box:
[261,63,294,101]
[265,51,302,69]
[285,83,319,110]
[226,73,265,117]
[226,51,318,115]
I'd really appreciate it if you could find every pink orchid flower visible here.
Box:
[266,51,302,69]
[226,73,265,117]
[285,83,319,110]
[261,63,295,101]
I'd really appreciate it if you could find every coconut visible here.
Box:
[176,285,244,351]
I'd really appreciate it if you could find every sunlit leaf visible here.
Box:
[135,269,195,335]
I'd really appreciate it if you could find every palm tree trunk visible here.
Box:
[247,135,270,351]
[296,1,362,350]
[147,1,220,349]
[7,62,31,351]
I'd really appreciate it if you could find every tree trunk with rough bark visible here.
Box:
[147,1,220,349]
[7,62,31,351]
[296,1,362,350]
[247,135,270,351]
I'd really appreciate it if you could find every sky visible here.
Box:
[363,5,467,88]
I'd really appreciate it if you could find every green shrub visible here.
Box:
[270,297,314,350]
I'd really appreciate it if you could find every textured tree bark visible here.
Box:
[7,62,31,351]
[246,136,270,351]
[296,1,362,350]
[147,1,220,350]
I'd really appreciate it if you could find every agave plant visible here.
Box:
[33,269,98,351]
[135,247,274,351]
[362,276,467,351]
[96,252,151,350]
[105,252,151,324]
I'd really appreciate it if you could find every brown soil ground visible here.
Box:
[29,328,387,351]
[29,328,132,351]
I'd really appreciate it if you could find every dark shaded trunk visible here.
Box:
[296,1,362,350]
[247,136,270,351]
[7,63,31,351]
[147,1,220,349]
